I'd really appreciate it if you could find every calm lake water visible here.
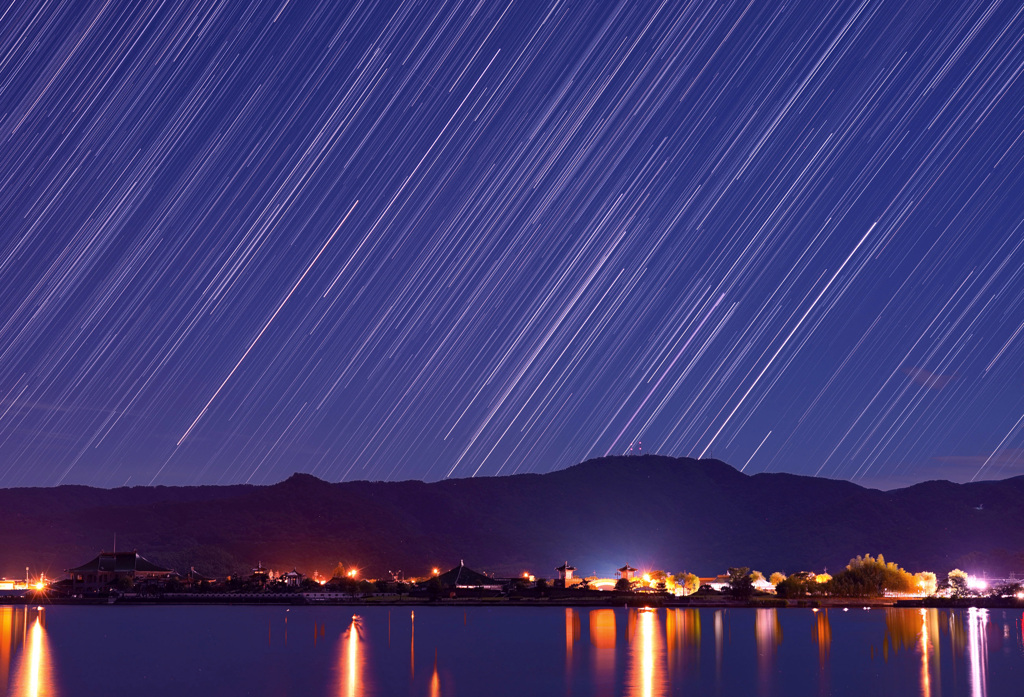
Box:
[1,603,1022,696]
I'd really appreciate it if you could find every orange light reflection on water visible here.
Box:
[8,609,56,697]
[814,609,831,669]
[625,609,666,697]
[565,608,580,675]
[429,651,441,697]
[338,615,364,697]
[918,609,933,697]
[665,608,700,677]
[589,609,616,695]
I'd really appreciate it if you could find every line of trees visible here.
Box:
[763,554,936,598]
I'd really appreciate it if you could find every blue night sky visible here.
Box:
[1,0,1023,488]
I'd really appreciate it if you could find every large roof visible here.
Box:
[434,562,496,587]
[67,551,171,574]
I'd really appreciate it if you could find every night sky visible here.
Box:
[2,0,1023,489]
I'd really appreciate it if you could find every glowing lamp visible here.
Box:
[966,575,988,591]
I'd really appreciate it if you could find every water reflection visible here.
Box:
[665,608,700,674]
[0,605,25,691]
[429,649,441,697]
[0,604,1017,696]
[917,609,942,697]
[754,609,781,695]
[966,608,988,697]
[3,607,56,697]
[589,609,616,695]
[625,609,666,697]
[884,608,921,659]
[813,610,831,669]
[338,615,364,697]
[565,607,580,683]
[566,608,580,658]
[589,609,616,649]
[714,610,724,681]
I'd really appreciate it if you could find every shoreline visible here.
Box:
[4,594,1020,610]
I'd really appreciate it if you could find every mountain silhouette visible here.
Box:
[2,455,1021,581]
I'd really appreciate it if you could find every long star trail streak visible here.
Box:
[1,0,1023,488]
[175,202,358,449]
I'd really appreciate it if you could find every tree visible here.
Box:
[727,567,754,598]
[614,578,633,592]
[750,570,765,583]
[828,554,917,597]
[775,576,807,598]
[948,569,969,598]
[675,572,700,595]
[769,572,786,586]
[914,571,937,596]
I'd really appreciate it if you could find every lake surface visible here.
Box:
[1,603,1022,696]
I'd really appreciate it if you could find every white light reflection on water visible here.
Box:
[967,608,988,697]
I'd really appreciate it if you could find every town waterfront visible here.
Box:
[3,604,1022,696]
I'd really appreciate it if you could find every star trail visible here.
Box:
[1,0,1023,488]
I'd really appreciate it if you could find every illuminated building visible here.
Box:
[251,562,270,586]
[618,564,637,580]
[282,569,304,587]
[66,550,173,593]
[555,562,578,588]
[0,580,29,597]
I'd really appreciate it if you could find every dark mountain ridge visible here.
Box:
[2,455,1021,581]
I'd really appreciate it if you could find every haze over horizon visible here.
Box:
[2,0,1024,489]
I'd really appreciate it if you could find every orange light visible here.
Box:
[432,568,439,576]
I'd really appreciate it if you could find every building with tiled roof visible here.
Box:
[433,561,503,590]
[66,551,173,593]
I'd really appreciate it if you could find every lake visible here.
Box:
[1,603,1021,696]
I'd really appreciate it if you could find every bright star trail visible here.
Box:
[1,0,1023,488]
